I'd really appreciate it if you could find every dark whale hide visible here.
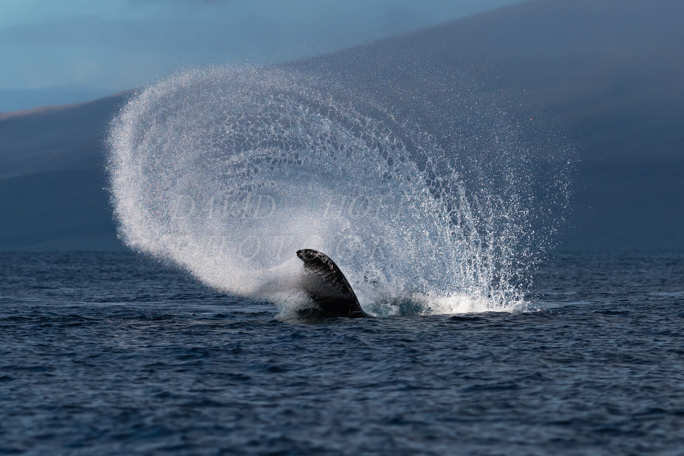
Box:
[296,249,367,318]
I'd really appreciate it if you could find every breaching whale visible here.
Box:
[296,249,367,318]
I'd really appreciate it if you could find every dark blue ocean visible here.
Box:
[1,251,683,455]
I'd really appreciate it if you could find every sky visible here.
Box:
[0,0,526,109]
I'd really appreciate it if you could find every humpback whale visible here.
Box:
[296,249,367,318]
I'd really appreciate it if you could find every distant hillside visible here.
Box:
[0,88,116,114]
[0,94,130,250]
[294,0,684,250]
[0,0,682,251]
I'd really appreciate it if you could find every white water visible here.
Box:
[108,66,571,315]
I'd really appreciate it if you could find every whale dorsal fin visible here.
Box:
[296,249,365,318]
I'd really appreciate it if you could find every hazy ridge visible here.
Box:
[0,0,682,251]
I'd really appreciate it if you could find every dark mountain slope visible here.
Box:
[0,94,130,180]
[293,0,684,250]
[0,94,129,250]
[1,0,682,250]
[0,170,120,250]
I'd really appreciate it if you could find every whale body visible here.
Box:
[296,249,367,318]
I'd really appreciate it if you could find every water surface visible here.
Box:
[1,252,683,455]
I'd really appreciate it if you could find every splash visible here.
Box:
[108,66,571,315]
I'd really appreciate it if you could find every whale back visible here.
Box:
[296,249,365,318]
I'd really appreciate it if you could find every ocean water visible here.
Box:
[1,251,683,455]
